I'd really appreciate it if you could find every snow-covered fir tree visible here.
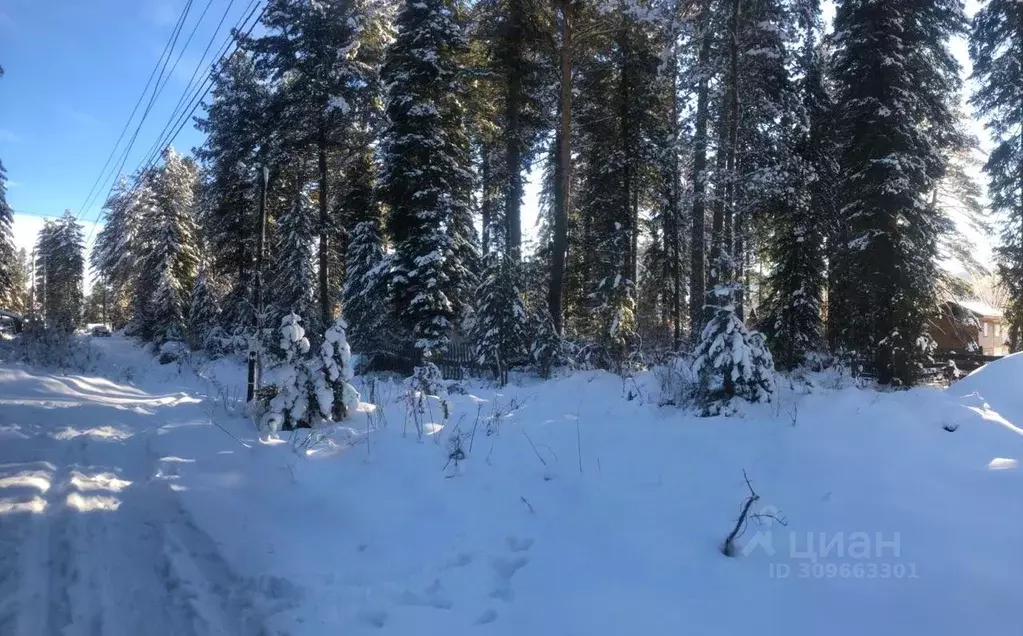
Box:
[136,148,200,344]
[259,312,315,432]
[314,318,360,420]
[691,264,775,415]
[34,212,85,331]
[188,261,223,352]
[270,167,317,330]
[971,0,1023,352]
[473,0,554,260]
[529,308,563,378]
[829,0,966,384]
[0,158,16,310]
[761,4,832,370]
[471,250,527,383]
[194,50,267,334]
[381,0,477,353]
[246,0,390,327]
[92,177,145,328]
[343,219,394,358]
[591,223,637,371]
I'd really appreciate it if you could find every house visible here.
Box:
[932,299,1007,356]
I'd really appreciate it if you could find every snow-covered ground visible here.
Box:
[1,336,1021,635]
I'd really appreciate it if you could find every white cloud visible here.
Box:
[0,129,20,143]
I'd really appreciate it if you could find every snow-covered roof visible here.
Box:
[954,299,1004,319]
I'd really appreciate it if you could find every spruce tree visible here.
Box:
[194,50,267,333]
[269,166,317,328]
[381,0,477,353]
[35,212,85,331]
[761,4,832,370]
[971,0,1023,352]
[137,148,200,344]
[0,159,16,310]
[829,0,966,384]
[343,219,394,359]
[471,250,527,384]
[188,261,223,352]
[691,261,775,415]
[314,318,361,420]
[247,0,389,328]
[93,176,148,328]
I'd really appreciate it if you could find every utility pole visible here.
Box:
[247,166,270,403]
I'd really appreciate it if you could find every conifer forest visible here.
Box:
[2,0,1023,400]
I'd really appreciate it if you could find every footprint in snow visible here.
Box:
[489,555,529,602]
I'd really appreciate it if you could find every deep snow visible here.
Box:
[1,336,1021,635]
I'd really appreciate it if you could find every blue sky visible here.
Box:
[0,0,253,260]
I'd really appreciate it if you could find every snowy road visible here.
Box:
[0,338,268,636]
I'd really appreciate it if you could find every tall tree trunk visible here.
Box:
[549,0,572,335]
[689,0,712,334]
[726,0,742,319]
[668,40,683,348]
[708,104,728,299]
[318,123,330,329]
[619,15,634,282]
[481,146,493,253]
[505,0,525,261]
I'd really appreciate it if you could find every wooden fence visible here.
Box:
[363,342,485,380]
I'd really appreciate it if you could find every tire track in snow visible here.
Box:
[0,360,279,635]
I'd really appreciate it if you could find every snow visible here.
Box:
[955,298,1004,318]
[0,336,1021,634]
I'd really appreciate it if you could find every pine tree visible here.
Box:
[591,222,637,370]
[11,248,29,313]
[381,0,477,353]
[971,0,1023,352]
[0,159,17,310]
[472,251,527,384]
[343,219,395,358]
[474,0,553,260]
[829,0,966,384]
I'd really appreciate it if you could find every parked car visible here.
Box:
[90,324,112,337]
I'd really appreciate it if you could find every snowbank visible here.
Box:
[146,357,1023,635]
[950,352,1023,432]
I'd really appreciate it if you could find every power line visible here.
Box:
[139,0,243,169]
[82,0,196,222]
[134,0,257,180]
[72,0,197,224]
[128,0,265,184]
[82,0,268,251]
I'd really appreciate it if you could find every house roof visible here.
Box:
[955,299,1004,319]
